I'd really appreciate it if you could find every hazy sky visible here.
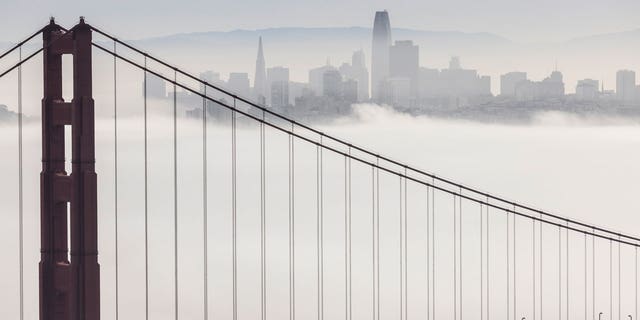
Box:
[3,0,640,42]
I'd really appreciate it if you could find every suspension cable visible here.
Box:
[404,170,408,320]
[533,216,536,320]
[371,165,376,320]
[431,177,436,320]
[619,238,621,320]
[567,223,570,320]
[288,124,296,320]
[400,175,404,320]
[348,150,352,320]
[594,228,596,320]
[143,55,149,320]
[345,148,352,320]
[88,31,640,247]
[261,110,267,320]
[426,184,430,320]
[611,239,614,320]
[460,189,463,320]
[317,139,324,320]
[232,99,238,320]
[203,84,208,320]
[91,26,640,245]
[376,158,381,320]
[173,69,179,320]
[540,213,543,320]
[486,197,490,320]
[514,206,517,320]
[454,193,458,320]
[481,202,484,320]
[18,45,24,320]
[113,39,119,320]
[559,226,562,320]
[507,209,510,320]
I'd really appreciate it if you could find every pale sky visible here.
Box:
[2,0,639,42]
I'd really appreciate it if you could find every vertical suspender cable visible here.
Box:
[202,84,208,320]
[611,239,613,320]
[481,203,484,320]
[371,165,376,320]
[618,238,621,320]
[635,245,638,320]
[540,213,543,320]
[345,148,352,320]
[400,175,404,320]
[460,189,463,320]
[345,156,349,320]
[593,229,596,320]
[486,197,490,320]
[317,139,324,320]
[260,110,267,320]
[567,223,570,320]
[558,226,569,320]
[143,56,149,320]
[533,217,536,320]
[454,194,457,320]
[514,206,517,320]
[431,178,436,320]
[288,124,296,320]
[18,45,24,320]
[401,168,408,320]
[348,150,352,320]
[426,184,430,320]
[232,99,238,320]
[404,170,408,320]
[585,234,588,320]
[376,158,381,320]
[507,210,510,320]
[173,69,179,320]
[113,40,119,320]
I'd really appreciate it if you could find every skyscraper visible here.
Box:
[267,66,290,110]
[323,69,343,98]
[339,50,369,101]
[616,70,636,102]
[254,37,267,105]
[500,72,527,97]
[371,10,392,101]
[389,40,419,98]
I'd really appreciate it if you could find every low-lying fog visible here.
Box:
[0,102,638,319]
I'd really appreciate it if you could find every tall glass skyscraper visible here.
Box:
[371,10,392,101]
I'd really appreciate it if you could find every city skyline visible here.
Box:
[183,11,639,115]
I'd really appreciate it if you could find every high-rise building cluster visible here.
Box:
[144,10,640,120]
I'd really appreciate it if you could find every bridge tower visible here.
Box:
[40,17,99,320]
